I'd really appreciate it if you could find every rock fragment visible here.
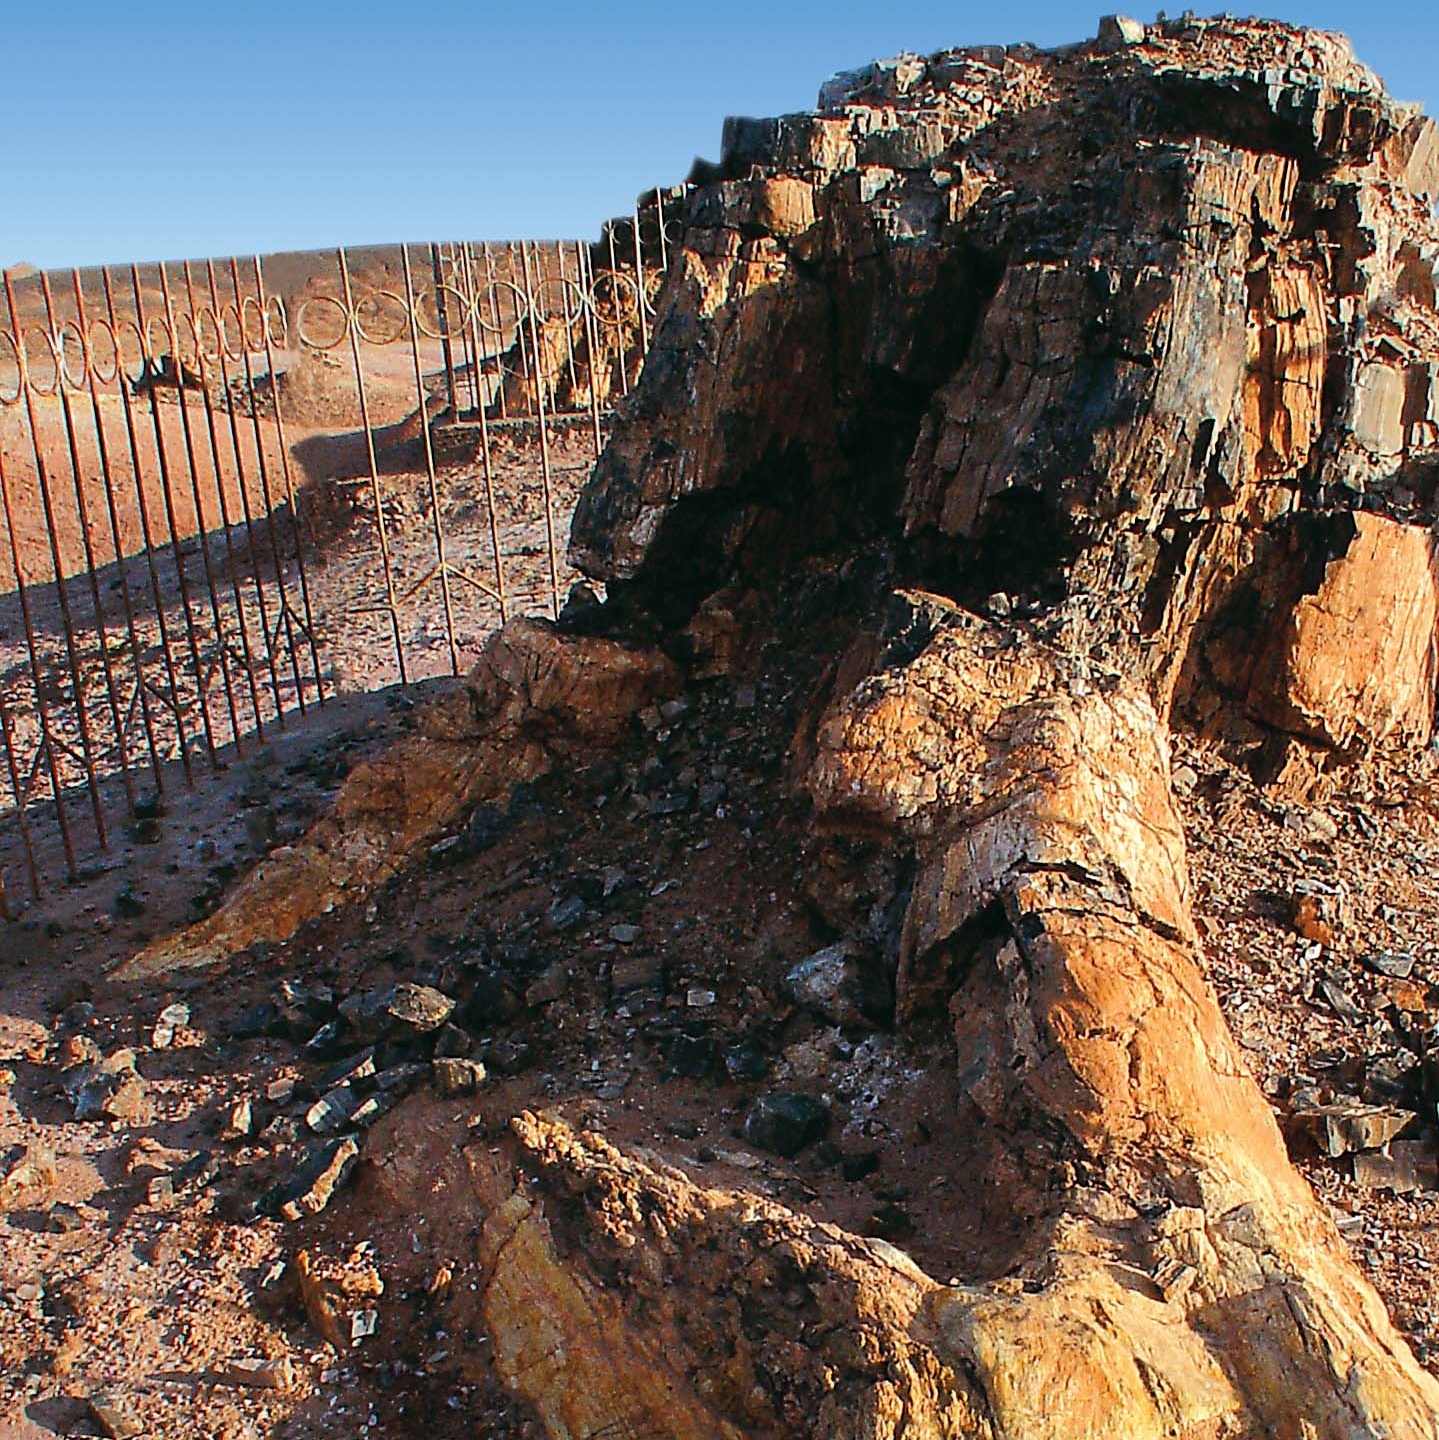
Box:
[89,1396,143,1439]
[277,1137,359,1221]
[1295,1100,1417,1157]
[432,1057,487,1096]
[784,940,892,1029]
[338,983,454,1042]
[744,1093,830,1157]
[0,1143,57,1211]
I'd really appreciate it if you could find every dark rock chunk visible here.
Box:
[274,1137,359,1221]
[339,983,455,1042]
[744,1093,830,1158]
[784,940,893,1029]
[665,1034,718,1079]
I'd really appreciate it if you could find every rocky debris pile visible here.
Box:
[116,617,680,980]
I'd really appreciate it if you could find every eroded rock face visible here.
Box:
[571,14,1439,753]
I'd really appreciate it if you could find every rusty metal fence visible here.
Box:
[0,190,684,905]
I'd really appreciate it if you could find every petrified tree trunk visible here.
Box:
[538,13,1439,1438]
[359,591,1439,1439]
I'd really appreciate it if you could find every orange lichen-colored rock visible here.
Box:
[1254,513,1439,749]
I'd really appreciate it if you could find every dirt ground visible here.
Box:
[4,579,1439,1436]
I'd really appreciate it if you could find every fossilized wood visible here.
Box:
[570,15,1439,745]
[115,620,678,979]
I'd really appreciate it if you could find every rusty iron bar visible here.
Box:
[603,225,632,399]
[456,243,485,417]
[461,242,510,624]
[4,271,111,844]
[102,265,195,787]
[36,269,135,822]
[131,263,222,769]
[399,242,460,676]
[430,244,459,422]
[336,245,408,685]
[182,258,274,741]
[655,188,670,274]
[157,261,247,757]
[520,241,562,618]
[252,254,326,712]
[226,257,306,718]
[203,257,289,729]
[0,681,38,899]
[481,243,511,423]
[551,239,583,414]
[0,427,77,877]
[630,206,650,355]
[577,243,606,462]
[71,269,165,796]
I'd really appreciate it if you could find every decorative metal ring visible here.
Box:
[409,284,479,342]
[86,316,121,386]
[587,270,642,330]
[295,294,351,352]
[351,289,411,347]
[216,301,246,361]
[55,320,89,391]
[144,314,175,363]
[112,317,148,387]
[469,279,529,342]
[21,326,60,397]
[0,330,21,406]
[264,294,288,349]
[239,295,270,352]
[177,312,209,375]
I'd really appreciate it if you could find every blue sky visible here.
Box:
[7,2,1438,270]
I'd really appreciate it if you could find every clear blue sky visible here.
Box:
[7,1,1437,270]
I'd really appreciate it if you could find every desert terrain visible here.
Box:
[7,14,1439,1440]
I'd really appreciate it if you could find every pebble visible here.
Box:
[432,1058,487,1097]
[151,1001,191,1049]
[90,1395,144,1439]
[220,1356,296,1391]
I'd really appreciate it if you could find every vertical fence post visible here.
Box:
[252,254,326,711]
[337,246,407,684]
[103,265,195,786]
[4,271,112,846]
[71,269,165,799]
[400,242,460,676]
